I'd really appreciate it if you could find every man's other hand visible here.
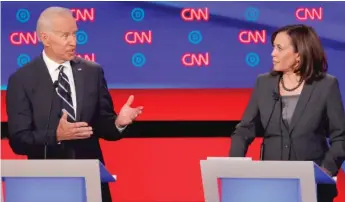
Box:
[56,111,93,141]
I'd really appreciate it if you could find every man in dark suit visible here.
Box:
[6,7,143,202]
[229,24,345,202]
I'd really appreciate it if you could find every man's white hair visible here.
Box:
[36,6,73,41]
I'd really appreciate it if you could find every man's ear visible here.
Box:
[39,32,49,47]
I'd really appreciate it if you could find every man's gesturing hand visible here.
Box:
[56,111,93,141]
[115,95,143,128]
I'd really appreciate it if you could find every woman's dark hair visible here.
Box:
[270,24,328,83]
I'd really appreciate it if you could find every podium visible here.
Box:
[200,158,336,202]
[1,159,116,202]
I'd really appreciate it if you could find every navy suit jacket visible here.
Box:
[6,55,125,161]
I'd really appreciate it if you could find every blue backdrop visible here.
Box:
[1,1,345,99]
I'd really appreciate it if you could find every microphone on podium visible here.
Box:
[260,91,280,160]
[44,81,59,159]
[272,91,280,101]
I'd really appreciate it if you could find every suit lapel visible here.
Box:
[288,81,316,134]
[262,75,281,130]
[71,57,84,121]
[36,55,61,126]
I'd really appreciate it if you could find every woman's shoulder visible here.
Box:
[257,72,338,83]
[322,73,337,82]
[255,71,280,83]
[314,73,338,85]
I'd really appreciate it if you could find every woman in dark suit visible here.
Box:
[229,24,345,202]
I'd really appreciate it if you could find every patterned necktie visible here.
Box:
[56,65,76,122]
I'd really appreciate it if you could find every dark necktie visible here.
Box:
[56,65,76,122]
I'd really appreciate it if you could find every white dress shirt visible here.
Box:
[43,51,77,116]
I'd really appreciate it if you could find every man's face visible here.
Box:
[41,14,78,62]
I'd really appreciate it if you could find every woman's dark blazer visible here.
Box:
[229,72,345,176]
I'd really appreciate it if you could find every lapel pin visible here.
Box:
[77,68,82,71]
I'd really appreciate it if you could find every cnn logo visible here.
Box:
[238,30,266,44]
[70,8,95,22]
[10,32,38,45]
[295,7,323,21]
[76,53,96,62]
[181,8,209,21]
[124,31,152,44]
[182,53,210,67]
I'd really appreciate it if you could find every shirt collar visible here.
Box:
[42,50,71,73]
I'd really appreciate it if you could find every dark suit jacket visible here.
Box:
[6,54,126,162]
[229,72,345,176]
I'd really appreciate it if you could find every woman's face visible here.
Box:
[271,32,300,73]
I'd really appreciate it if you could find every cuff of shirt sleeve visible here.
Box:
[116,125,127,133]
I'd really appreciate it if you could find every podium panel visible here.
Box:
[200,159,335,202]
[220,178,302,202]
[2,160,116,202]
[4,177,86,202]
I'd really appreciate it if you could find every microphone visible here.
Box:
[44,81,59,159]
[260,91,280,160]
[272,92,280,101]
